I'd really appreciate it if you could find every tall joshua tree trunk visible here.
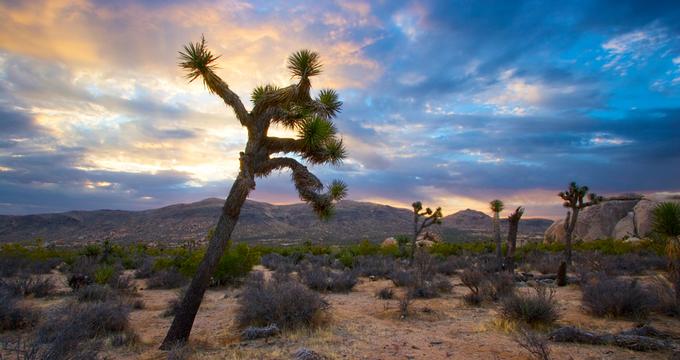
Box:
[505,206,524,273]
[162,164,254,346]
[490,200,504,270]
[557,182,602,286]
[160,37,348,349]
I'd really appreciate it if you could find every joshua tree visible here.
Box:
[161,37,348,348]
[558,182,602,267]
[410,201,443,264]
[652,202,680,304]
[490,199,504,268]
[505,206,524,273]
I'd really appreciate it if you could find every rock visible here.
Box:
[241,324,280,340]
[416,239,435,248]
[294,348,326,360]
[576,200,638,240]
[417,231,443,243]
[544,220,566,243]
[381,237,397,247]
[634,195,680,237]
[613,212,636,239]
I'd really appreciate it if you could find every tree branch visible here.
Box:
[266,137,305,154]
[207,76,251,127]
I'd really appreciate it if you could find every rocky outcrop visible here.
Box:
[544,193,680,243]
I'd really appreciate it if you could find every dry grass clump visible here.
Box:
[236,272,326,330]
[0,276,55,298]
[299,265,357,293]
[146,269,187,289]
[500,286,559,326]
[0,289,40,332]
[581,275,651,318]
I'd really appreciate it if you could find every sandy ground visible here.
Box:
[6,268,680,359]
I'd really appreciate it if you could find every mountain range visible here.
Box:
[0,198,553,246]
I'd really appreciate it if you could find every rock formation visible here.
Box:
[545,193,680,243]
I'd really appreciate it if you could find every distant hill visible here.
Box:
[0,198,552,246]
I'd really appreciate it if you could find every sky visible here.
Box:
[0,0,679,219]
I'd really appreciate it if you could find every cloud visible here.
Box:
[0,0,679,218]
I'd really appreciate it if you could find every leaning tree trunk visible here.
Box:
[161,169,255,349]
[506,219,519,273]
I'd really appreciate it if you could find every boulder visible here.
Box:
[634,195,680,237]
[381,237,397,247]
[613,212,636,239]
[544,193,680,243]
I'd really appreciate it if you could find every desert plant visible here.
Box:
[490,199,505,268]
[501,286,559,326]
[581,275,650,318]
[376,287,394,299]
[299,265,357,293]
[652,202,680,305]
[390,268,416,287]
[134,257,155,279]
[646,276,680,316]
[355,255,396,278]
[399,292,413,319]
[147,269,187,289]
[514,327,552,360]
[163,287,188,318]
[236,272,325,330]
[436,255,469,275]
[93,264,116,285]
[485,272,515,301]
[409,202,443,264]
[0,276,54,298]
[0,290,39,332]
[558,182,603,268]
[460,268,485,298]
[75,284,114,303]
[34,300,132,359]
[163,37,348,347]
[506,206,524,272]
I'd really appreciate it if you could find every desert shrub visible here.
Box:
[162,287,187,318]
[236,272,325,330]
[299,265,357,293]
[108,273,136,294]
[93,264,117,285]
[34,300,132,359]
[261,253,295,273]
[0,257,28,277]
[68,255,99,278]
[0,290,39,331]
[0,276,55,298]
[412,250,436,279]
[514,327,552,360]
[521,252,561,274]
[463,292,483,306]
[213,243,259,286]
[501,286,559,326]
[67,273,93,290]
[432,274,453,294]
[409,282,439,299]
[389,268,416,287]
[355,255,396,278]
[581,275,651,318]
[575,251,666,276]
[146,269,187,289]
[485,272,515,301]
[75,284,114,303]
[436,256,469,275]
[376,287,394,299]
[134,257,155,279]
[167,343,192,360]
[460,268,485,297]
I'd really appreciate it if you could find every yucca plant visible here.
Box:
[558,182,603,279]
[505,206,524,272]
[161,37,347,348]
[652,202,680,304]
[490,199,504,269]
[409,201,443,264]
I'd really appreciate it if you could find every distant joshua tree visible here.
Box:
[410,201,443,264]
[558,182,602,267]
[490,199,504,268]
[161,37,347,348]
[505,206,524,272]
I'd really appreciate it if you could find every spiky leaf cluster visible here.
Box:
[490,199,504,214]
[412,201,444,228]
[179,38,347,220]
[559,182,603,210]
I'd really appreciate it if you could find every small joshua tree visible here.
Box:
[161,37,347,348]
[410,201,442,264]
[490,200,504,269]
[558,182,602,267]
[505,206,524,273]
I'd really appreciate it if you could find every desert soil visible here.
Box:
[11,268,680,359]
